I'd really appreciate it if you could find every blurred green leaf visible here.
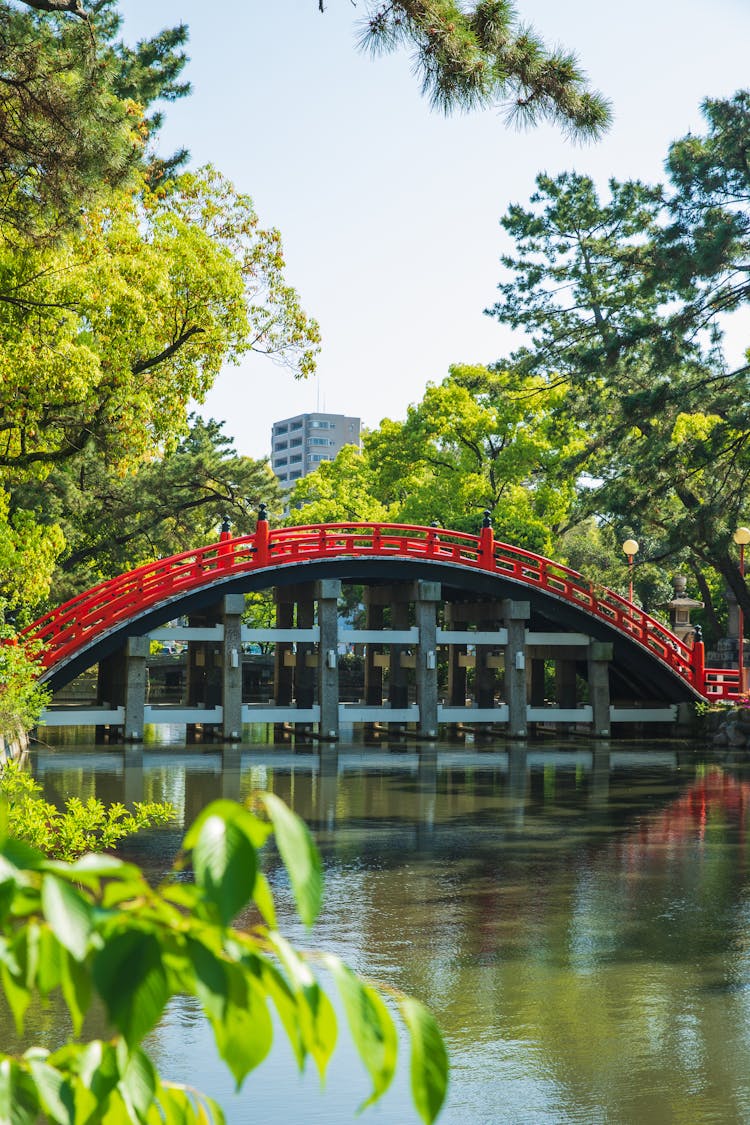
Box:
[260,792,321,927]
[399,997,449,1125]
[324,954,398,1110]
[94,931,169,1047]
[42,874,92,961]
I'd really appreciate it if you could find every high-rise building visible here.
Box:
[270,412,361,487]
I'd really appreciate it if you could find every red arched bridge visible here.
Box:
[20,520,735,711]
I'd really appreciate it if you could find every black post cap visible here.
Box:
[258,502,268,522]
[221,516,231,535]
[482,510,492,528]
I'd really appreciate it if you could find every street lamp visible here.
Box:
[622,539,639,604]
[733,526,750,693]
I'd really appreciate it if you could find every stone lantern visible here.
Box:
[665,574,704,643]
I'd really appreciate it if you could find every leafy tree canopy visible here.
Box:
[13,417,283,606]
[0,166,319,476]
[0,794,449,1123]
[1,0,191,243]
[289,364,582,554]
[487,91,750,618]
[338,0,611,136]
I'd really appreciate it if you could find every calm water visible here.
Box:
[18,736,750,1124]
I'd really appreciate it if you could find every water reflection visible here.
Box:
[22,742,750,1123]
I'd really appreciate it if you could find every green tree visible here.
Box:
[0,796,448,1123]
[13,417,282,605]
[335,0,611,136]
[0,761,173,862]
[0,166,319,476]
[0,0,192,245]
[487,99,750,616]
[287,443,394,525]
[292,365,580,551]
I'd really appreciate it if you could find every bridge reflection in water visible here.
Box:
[28,519,739,744]
[25,741,750,1125]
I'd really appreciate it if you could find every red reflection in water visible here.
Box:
[620,768,750,871]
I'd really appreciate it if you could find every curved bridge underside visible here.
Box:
[22,523,704,702]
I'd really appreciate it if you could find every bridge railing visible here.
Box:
[703,667,743,701]
[18,521,706,693]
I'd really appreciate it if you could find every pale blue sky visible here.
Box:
[118,1,750,460]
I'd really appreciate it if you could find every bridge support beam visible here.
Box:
[222,595,244,741]
[364,589,385,708]
[273,589,295,711]
[389,590,410,720]
[317,579,341,739]
[445,604,468,731]
[415,580,440,738]
[123,636,149,743]
[503,600,530,737]
[294,584,316,734]
[588,641,613,737]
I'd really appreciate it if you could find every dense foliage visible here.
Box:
[0,795,448,1123]
[0,761,173,861]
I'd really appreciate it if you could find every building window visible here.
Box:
[288,470,302,480]
[277,472,287,481]
[309,454,332,464]
[290,421,303,431]
[289,437,302,448]
[289,453,302,464]
[274,440,288,452]
[310,420,335,429]
[274,457,288,468]
[275,424,288,435]
[308,437,333,446]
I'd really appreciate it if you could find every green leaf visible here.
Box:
[117,1044,157,1121]
[268,933,337,1079]
[60,950,92,1035]
[190,813,257,926]
[260,792,322,927]
[0,1057,40,1125]
[323,954,398,1110]
[36,927,64,996]
[27,1059,75,1125]
[93,931,169,1047]
[209,962,273,1087]
[42,874,93,961]
[259,959,305,1069]
[398,997,449,1125]
[75,1040,120,1101]
[182,800,271,851]
[0,961,30,1036]
[187,939,228,1022]
[252,871,277,929]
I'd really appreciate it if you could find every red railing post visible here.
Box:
[692,625,706,696]
[479,510,495,570]
[254,503,269,567]
[218,516,232,568]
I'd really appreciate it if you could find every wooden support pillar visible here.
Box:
[317,579,341,739]
[123,636,149,743]
[389,592,410,714]
[273,591,294,708]
[96,647,126,743]
[528,659,546,707]
[555,659,578,709]
[446,603,468,718]
[588,641,613,737]
[221,594,244,741]
[476,608,499,711]
[503,599,530,737]
[364,592,385,706]
[415,580,440,737]
[294,584,316,729]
